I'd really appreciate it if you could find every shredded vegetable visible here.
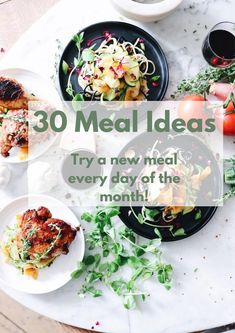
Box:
[63,32,157,102]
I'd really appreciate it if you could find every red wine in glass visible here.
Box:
[202,21,235,68]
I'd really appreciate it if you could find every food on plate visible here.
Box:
[138,145,211,205]
[135,143,212,225]
[2,206,78,279]
[0,77,34,111]
[63,31,157,102]
[0,109,28,157]
[0,77,55,159]
[0,77,35,159]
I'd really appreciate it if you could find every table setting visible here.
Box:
[0,1,234,333]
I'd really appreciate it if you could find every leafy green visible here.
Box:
[72,32,84,49]
[224,167,235,185]
[62,60,69,75]
[130,206,185,239]
[71,206,173,309]
[221,156,235,202]
[84,255,96,266]
[64,32,85,99]
[154,228,162,240]
[194,209,202,221]
[82,48,95,62]
[222,187,235,201]
[151,75,160,82]
[71,262,85,279]
[172,228,186,237]
[175,63,235,96]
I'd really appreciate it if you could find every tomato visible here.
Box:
[215,95,235,136]
[178,95,208,122]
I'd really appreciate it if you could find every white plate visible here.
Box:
[0,195,85,294]
[0,68,62,164]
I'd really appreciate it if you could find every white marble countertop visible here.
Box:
[0,0,235,332]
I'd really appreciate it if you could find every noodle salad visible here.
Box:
[62,31,158,102]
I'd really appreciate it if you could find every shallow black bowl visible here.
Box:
[59,21,169,101]
[110,132,221,241]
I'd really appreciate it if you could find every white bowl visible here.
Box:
[111,0,183,22]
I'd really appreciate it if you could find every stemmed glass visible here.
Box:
[202,21,235,68]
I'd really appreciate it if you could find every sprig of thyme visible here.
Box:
[174,63,235,97]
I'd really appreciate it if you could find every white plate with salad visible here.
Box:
[0,195,85,294]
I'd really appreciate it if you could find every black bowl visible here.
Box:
[59,21,169,101]
[110,132,221,241]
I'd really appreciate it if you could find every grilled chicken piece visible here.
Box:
[0,109,28,157]
[17,207,77,260]
[0,77,32,111]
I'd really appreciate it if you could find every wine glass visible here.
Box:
[202,21,235,68]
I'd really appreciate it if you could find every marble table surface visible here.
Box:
[0,0,235,332]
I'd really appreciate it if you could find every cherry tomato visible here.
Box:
[215,99,235,136]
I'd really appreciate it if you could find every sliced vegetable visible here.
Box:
[103,89,116,101]
[125,81,141,101]
[124,66,140,86]
[82,48,95,62]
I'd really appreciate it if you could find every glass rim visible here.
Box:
[207,21,235,61]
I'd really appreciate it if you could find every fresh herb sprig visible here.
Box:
[174,63,235,97]
[222,156,235,202]
[5,222,62,270]
[64,32,85,102]
[71,206,173,310]
[222,187,235,201]
[0,113,27,123]
[129,206,187,238]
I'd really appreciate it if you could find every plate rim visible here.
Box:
[119,205,218,241]
[0,194,85,294]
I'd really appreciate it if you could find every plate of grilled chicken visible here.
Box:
[0,195,85,294]
[0,68,62,163]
